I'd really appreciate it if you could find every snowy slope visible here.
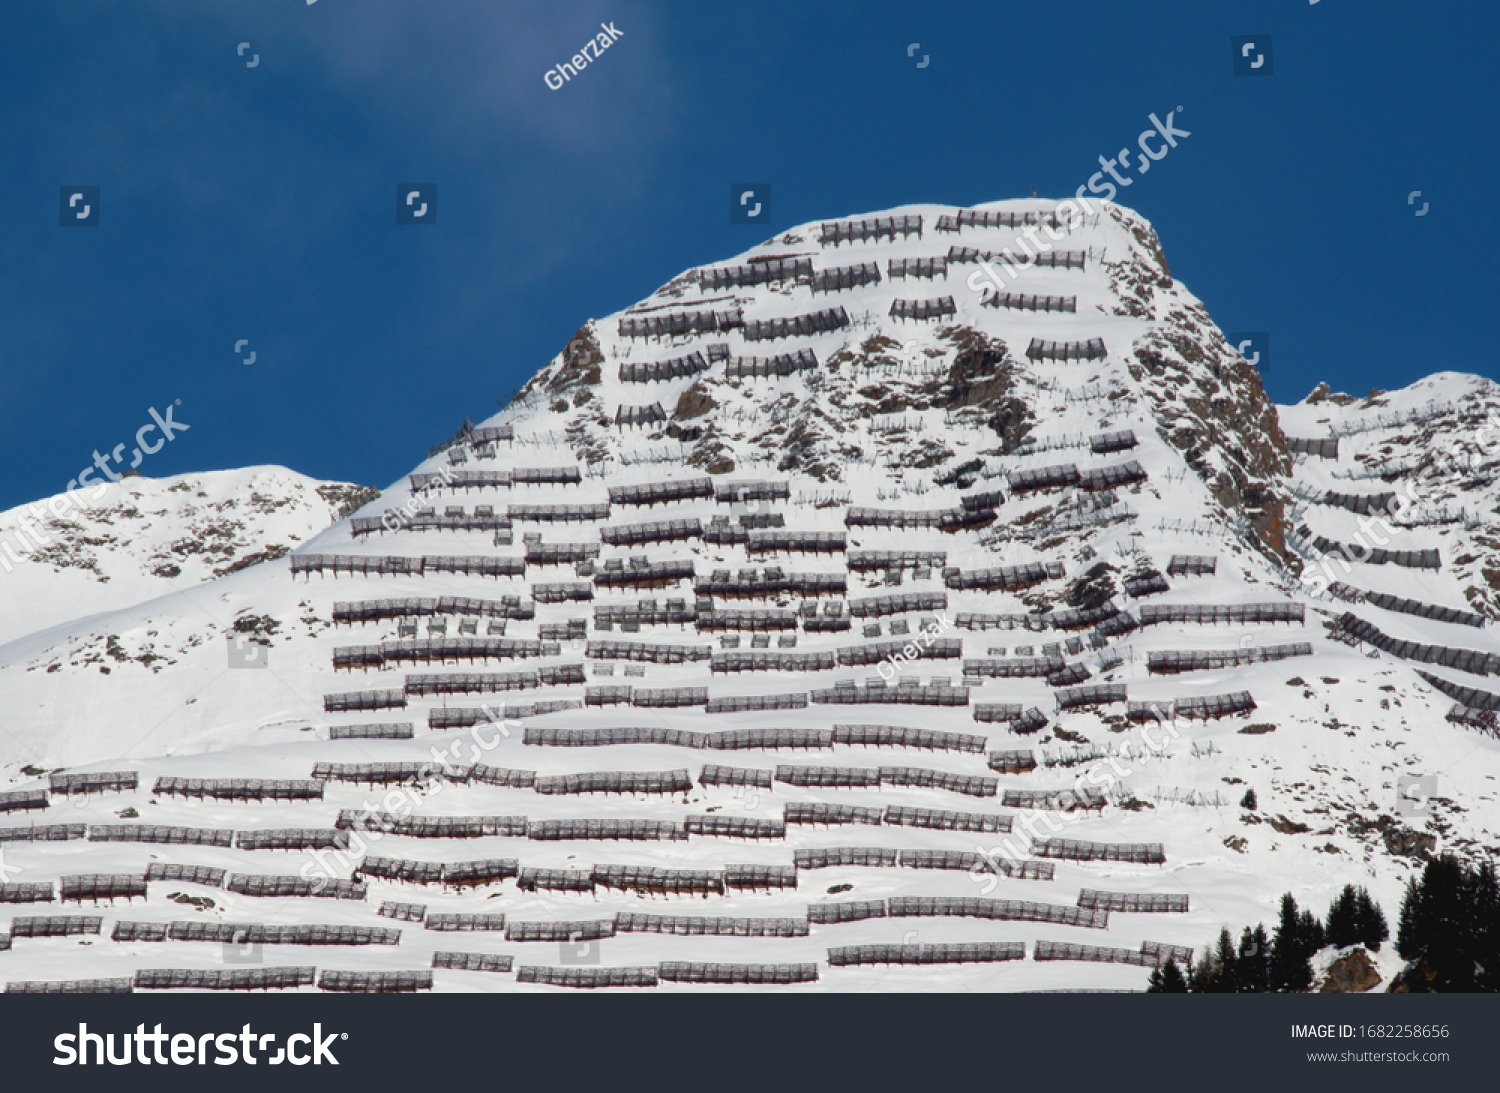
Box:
[0,468,377,648]
[0,199,1494,993]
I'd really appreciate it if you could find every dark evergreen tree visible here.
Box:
[1207,928,1239,992]
[1271,893,1317,992]
[1396,876,1422,959]
[1325,885,1359,949]
[1240,788,1257,810]
[1352,887,1389,951]
[1238,925,1271,993]
[1148,958,1189,993]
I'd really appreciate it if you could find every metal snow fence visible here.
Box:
[1334,614,1497,677]
[330,722,414,740]
[166,922,399,946]
[819,215,922,246]
[526,543,600,567]
[848,592,948,618]
[1002,789,1105,811]
[614,913,808,937]
[1364,590,1486,628]
[432,951,514,973]
[409,470,512,494]
[884,806,1010,833]
[711,651,835,673]
[515,966,658,989]
[1303,531,1441,570]
[405,670,539,695]
[48,771,137,796]
[746,530,846,554]
[619,350,709,384]
[973,703,1026,724]
[723,865,799,890]
[111,920,166,941]
[1168,691,1259,720]
[1148,645,1315,674]
[936,209,1066,232]
[699,257,811,291]
[897,849,989,872]
[0,790,46,814]
[11,915,103,937]
[987,750,1038,775]
[0,883,55,904]
[135,967,316,992]
[1088,430,1139,455]
[698,609,799,632]
[322,689,406,713]
[227,874,366,899]
[594,560,696,588]
[807,900,887,924]
[783,802,883,826]
[599,519,703,547]
[848,550,947,572]
[1033,940,1156,966]
[983,292,1075,313]
[1166,554,1217,577]
[1006,463,1081,493]
[585,685,633,706]
[442,859,521,887]
[468,765,537,788]
[526,726,705,748]
[837,638,962,667]
[531,581,593,604]
[1322,489,1397,515]
[88,824,232,847]
[153,778,324,802]
[1078,460,1147,491]
[699,764,772,789]
[1054,684,1128,710]
[1033,839,1164,864]
[1026,337,1106,362]
[419,555,526,578]
[530,818,687,841]
[1047,663,1092,688]
[705,693,811,713]
[290,553,425,579]
[810,684,970,706]
[357,857,445,885]
[235,829,348,851]
[505,919,614,943]
[828,942,1025,966]
[318,970,432,993]
[659,962,818,985]
[507,503,611,523]
[685,815,786,840]
[1122,573,1170,598]
[533,770,693,796]
[887,256,947,280]
[702,728,833,750]
[591,865,725,896]
[1137,603,1304,627]
[609,478,714,506]
[1286,436,1339,458]
[1140,940,1195,965]
[724,348,820,379]
[795,847,899,869]
[881,766,998,798]
[631,687,709,709]
[888,896,1107,929]
[425,913,507,931]
[811,261,881,294]
[889,296,956,322]
[742,307,849,341]
[617,308,742,340]
[946,245,1085,269]
[966,658,1060,680]
[312,761,462,786]
[1078,890,1190,913]
[379,637,548,665]
[144,864,225,887]
[594,602,698,626]
[776,765,881,789]
[6,978,133,994]
[832,724,986,754]
[337,813,525,838]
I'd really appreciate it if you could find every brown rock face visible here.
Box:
[1319,948,1383,993]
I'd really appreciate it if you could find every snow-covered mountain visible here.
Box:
[1,198,1495,994]
[0,468,377,648]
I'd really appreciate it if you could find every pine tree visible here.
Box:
[1325,885,1358,949]
[1240,788,1257,810]
[1271,893,1319,991]
[1239,925,1271,992]
[1208,928,1239,992]
[1148,958,1188,992]
[1396,876,1422,959]
[1352,887,1389,951]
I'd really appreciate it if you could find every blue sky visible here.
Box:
[0,0,1494,509]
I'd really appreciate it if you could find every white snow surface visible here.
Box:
[0,198,1496,993]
